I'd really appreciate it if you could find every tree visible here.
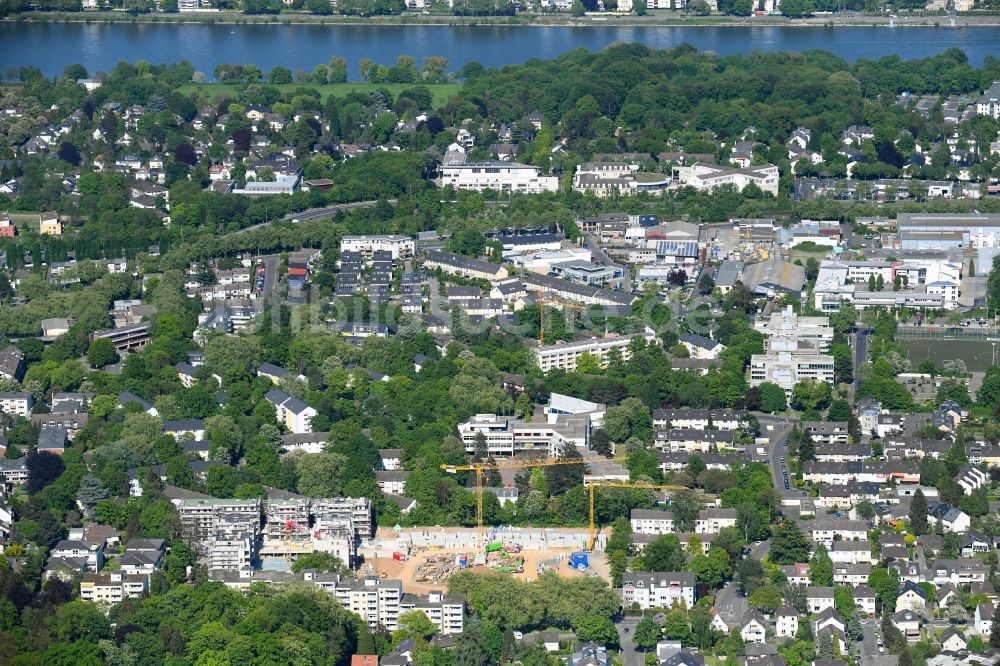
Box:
[827,399,852,422]
[291,552,345,574]
[748,585,783,614]
[295,452,347,497]
[641,534,685,572]
[664,609,691,642]
[689,547,732,589]
[697,271,715,295]
[868,568,900,612]
[58,141,81,166]
[571,0,585,14]
[991,605,1000,648]
[395,610,437,644]
[76,474,110,516]
[634,616,662,651]
[204,335,262,384]
[809,545,833,586]
[455,617,489,666]
[735,556,765,596]
[590,429,612,457]
[770,522,810,564]
[758,382,787,413]
[576,615,618,645]
[670,491,699,533]
[909,488,928,536]
[87,337,117,368]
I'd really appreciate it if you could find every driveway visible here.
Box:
[861,623,879,656]
[616,617,642,666]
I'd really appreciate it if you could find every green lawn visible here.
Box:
[178,82,462,108]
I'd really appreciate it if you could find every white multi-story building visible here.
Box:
[456,413,590,457]
[776,606,799,638]
[340,235,415,260]
[755,306,833,353]
[79,572,148,604]
[401,591,466,635]
[571,162,669,198]
[672,162,779,196]
[630,508,675,535]
[976,81,1000,119]
[651,409,745,431]
[0,392,33,417]
[534,332,656,372]
[334,577,404,630]
[749,352,834,397]
[264,388,318,434]
[653,429,734,453]
[439,151,558,194]
[620,572,696,610]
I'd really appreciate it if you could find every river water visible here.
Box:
[1,22,999,79]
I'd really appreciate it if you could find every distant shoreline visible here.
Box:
[7,10,1000,28]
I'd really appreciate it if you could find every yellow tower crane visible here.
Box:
[586,481,689,552]
[441,457,586,548]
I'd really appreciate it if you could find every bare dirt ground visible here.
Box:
[367,546,612,594]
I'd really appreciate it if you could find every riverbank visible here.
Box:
[8,9,1000,28]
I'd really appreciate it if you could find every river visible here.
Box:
[2,22,999,79]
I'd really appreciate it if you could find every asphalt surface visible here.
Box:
[853,327,870,396]
[861,623,880,657]
[616,617,642,666]
[757,414,807,499]
[231,200,389,235]
[257,255,279,313]
[287,200,393,223]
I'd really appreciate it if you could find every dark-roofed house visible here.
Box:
[939,626,967,653]
[423,250,509,282]
[679,333,725,360]
[118,391,158,416]
[0,345,26,382]
[264,388,318,434]
[620,572,695,609]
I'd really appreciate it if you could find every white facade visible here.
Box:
[672,163,779,196]
[0,392,32,417]
[620,572,696,610]
[340,235,415,260]
[534,332,655,372]
[440,162,558,194]
[749,352,834,396]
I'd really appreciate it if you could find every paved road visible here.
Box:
[861,623,880,657]
[257,255,279,313]
[853,326,870,397]
[756,414,807,499]
[616,617,642,666]
[231,200,389,235]
[585,234,624,271]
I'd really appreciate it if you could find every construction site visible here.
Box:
[360,526,613,594]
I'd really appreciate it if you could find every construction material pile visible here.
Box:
[413,553,459,584]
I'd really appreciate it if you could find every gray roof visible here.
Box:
[741,258,806,294]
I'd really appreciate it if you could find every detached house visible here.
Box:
[775,605,798,638]
[896,581,928,613]
[975,603,994,638]
[892,609,921,642]
[740,609,768,644]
